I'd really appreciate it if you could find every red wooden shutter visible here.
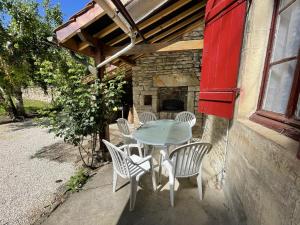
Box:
[198,0,247,119]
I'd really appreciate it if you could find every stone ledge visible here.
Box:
[237,119,298,154]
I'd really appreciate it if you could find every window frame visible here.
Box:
[250,0,300,141]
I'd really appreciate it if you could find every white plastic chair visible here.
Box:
[102,140,157,211]
[175,111,196,143]
[116,118,143,156]
[191,137,202,142]
[161,142,212,207]
[175,111,196,127]
[139,112,157,125]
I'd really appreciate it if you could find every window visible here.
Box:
[251,0,300,140]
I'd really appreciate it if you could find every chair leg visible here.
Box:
[129,177,138,211]
[126,145,131,156]
[112,170,118,192]
[137,144,143,157]
[158,154,163,184]
[143,145,148,157]
[170,183,175,207]
[197,173,203,200]
[150,159,157,191]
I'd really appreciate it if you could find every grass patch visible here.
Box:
[67,169,89,192]
[0,99,50,117]
[0,105,7,116]
[23,99,50,114]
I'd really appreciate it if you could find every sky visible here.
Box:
[39,0,90,21]
[1,0,90,27]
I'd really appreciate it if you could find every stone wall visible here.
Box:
[132,27,203,136]
[201,1,300,225]
[22,87,54,103]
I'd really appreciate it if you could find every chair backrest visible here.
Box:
[116,118,131,135]
[175,111,196,127]
[102,139,129,178]
[169,142,212,178]
[139,112,157,124]
[103,140,145,179]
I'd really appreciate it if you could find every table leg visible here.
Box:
[158,145,169,185]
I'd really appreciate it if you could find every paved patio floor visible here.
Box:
[41,164,231,225]
[39,123,231,225]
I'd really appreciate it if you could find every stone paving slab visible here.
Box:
[41,164,231,225]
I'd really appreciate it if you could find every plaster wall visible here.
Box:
[201,1,300,224]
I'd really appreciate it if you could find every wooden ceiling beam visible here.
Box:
[106,40,203,56]
[77,29,98,46]
[78,42,92,51]
[127,7,204,46]
[138,0,193,30]
[107,0,193,46]
[142,2,205,40]
[158,40,203,52]
[77,29,136,67]
[57,3,107,43]
[162,20,204,43]
[93,23,118,39]
[149,14,203,43]
[119,56,136,66]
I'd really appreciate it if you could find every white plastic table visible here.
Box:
[132,119,192,183]
[132,119,192,147]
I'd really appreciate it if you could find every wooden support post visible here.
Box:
[95,43,110,161]
[95,43,105,81]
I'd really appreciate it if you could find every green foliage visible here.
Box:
[39,51,126,146]
[0,0,62,83]
[67,169,89,193]
[0,0,63,117]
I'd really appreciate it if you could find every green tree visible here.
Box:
[38,51,126,167]
[0,0,62,119]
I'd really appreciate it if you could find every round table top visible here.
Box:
[132,119,192,146]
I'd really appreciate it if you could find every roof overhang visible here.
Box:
[54,0,206,65]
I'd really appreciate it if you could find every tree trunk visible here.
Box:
[95,42,110,162]
[0,87,19,120]
[14,87,26,117]
[99,126,109,162]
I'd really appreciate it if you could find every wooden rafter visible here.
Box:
[149,13,203,43]
[142,2,205,40]
[162,20,204,43]
[107,40,203,55]
[157,40,203,52]
[93,23,118,39]
[126,6,204,46]
[57,3,107,43]
[119,56,136,66]
[107,0,193,46]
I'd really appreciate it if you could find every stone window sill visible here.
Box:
[237,118,298,155]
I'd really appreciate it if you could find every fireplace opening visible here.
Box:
[162,99,184,111]
[158,86,187,112]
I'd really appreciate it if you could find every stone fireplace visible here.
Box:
[158,86,187,112]
[131,27,203,136]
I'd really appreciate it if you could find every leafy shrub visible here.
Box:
[67,169,89,193]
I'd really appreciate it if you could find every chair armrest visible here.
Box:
[122,133,133,138]
[128,143,141,149]
[119,145,128,150]
[159,149,168,158]
[134,155,152,165]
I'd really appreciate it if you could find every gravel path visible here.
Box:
[0,120,76,225]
